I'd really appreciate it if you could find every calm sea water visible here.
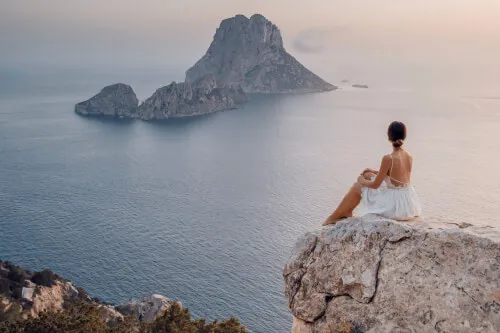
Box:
[1,67,500,332]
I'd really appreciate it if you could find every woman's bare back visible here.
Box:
[387,149,413,186]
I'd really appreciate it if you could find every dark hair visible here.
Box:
[388,121,406,148]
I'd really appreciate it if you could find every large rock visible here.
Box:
[283,215,500,333]
[186,14,336,94]
[75,83,139,117]
[136,74,247,120]
[30,281,85,316]
[115,294,177,322]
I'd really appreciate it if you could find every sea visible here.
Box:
[1,62,500,332]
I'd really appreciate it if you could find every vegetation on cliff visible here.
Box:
[0,261,246,333]
[0,302,246,333]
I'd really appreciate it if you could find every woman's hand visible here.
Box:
[361,168,378,175]
[357,175,367,185]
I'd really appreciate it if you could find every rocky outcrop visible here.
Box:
[186,14,336,94]
[29,280,81,317]
[75,83,139,117]
[283,215,500,333]
[0,260,170,324]
[135,74,247,120]
[0,262,92,321]
[115,294,178,322]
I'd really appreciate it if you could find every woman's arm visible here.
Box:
[357,155,392,189]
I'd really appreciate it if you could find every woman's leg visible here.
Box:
[323,182,362,225]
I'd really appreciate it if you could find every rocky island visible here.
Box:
[75,14,335,120]
[74,83,138,117]
[186,14,335,94]
[284,215,500,333]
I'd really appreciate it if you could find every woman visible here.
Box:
[323,121,421,225]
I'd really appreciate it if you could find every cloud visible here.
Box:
[292,27,348,54]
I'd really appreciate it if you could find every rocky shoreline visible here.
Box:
[75,14,336,120]
[284,215,500,333]
[0,260,176,323]
[0,260,246,332]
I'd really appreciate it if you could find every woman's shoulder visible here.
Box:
[404,150,413,160]
[382,154,393,160]
[381,154,393,164]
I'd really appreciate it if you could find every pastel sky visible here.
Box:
[1,0,499,77]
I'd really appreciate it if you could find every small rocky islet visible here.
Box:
[74,14,336,120]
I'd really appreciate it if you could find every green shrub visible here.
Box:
[0,280,10,296]
[146,303,247,333]
[0,261,33,300]
[0,302,246,333]
[6,269,28,286]
[30,270,57,287]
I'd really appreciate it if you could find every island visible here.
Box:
[75,14,336,120]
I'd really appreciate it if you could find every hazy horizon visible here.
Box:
[1,1,500,95]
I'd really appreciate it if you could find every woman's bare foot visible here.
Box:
[323,211,354,226]
[322,216,343,226]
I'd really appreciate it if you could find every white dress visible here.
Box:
[356,157,422,221]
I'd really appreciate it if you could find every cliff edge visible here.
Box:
[283,215,500,333]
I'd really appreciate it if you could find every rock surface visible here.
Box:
[136,74,247,120]
[115,294,177,322]
[29,281,82,317]
[75,83,139,117]
[186,14,336,94]
[283,215,500,333]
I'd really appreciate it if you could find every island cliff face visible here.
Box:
[136,74,247,120]
[75,14,335,120]
[75,83,138,117]
[186,14,336,93]
[284,216,500,333]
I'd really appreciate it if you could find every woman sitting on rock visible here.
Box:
[323,121,421,225]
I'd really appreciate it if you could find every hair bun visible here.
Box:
[393,139,404,148]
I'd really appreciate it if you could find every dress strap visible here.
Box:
[388,154,407,185]
[389,155,394,178]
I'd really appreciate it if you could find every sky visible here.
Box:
[1,0,500,87]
